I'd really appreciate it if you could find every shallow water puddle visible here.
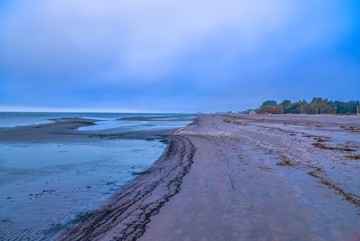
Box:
[0,139,166,240]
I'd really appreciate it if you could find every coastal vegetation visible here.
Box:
[256,98,360,115]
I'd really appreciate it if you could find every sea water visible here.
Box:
[0,112,194,240]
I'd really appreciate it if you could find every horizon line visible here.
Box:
[0,106,199,114]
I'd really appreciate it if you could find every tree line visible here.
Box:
[256,98,360,115]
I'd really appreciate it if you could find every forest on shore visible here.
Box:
[252,98,359,115]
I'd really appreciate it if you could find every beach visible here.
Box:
[0,113,193,240]
[57,114,360,241]
[1,114,359,240]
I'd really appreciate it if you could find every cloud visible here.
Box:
[0,0,359,111]
[1,0,296,81]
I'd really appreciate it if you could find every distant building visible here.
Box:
[241,109,257,114]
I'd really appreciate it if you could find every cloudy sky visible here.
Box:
[0,0,359,112]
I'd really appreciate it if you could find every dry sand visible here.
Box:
[53,114,360,240]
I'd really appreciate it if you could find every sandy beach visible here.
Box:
[53,114,360,241]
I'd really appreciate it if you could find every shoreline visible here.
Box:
[0,116,192,240]
[56,135,196,240]
[2,114,360,240]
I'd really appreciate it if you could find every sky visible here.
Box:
[0,0,359,113]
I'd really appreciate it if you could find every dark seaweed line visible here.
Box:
[56,135,196,241]
[112,137,194,240]
[308,169,360,207]
[248,132,360,208]
[122,137,196,241]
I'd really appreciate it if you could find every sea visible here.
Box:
[0,112,195,240]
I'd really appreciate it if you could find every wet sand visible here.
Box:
[55,114,360,241]
[0,118,98,142]
[0,117,174,143]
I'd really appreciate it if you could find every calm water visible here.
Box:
[0,112,195,240]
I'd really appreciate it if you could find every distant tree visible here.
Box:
[311,97,322,104]
[335,100,360,114]
[257,98,359,115]
[258,105,284,114]
[285,102,302,114]
[258,106,272,114]
[281,100,291,107]
[271,105,284,114]
[281,100,292,113]
[261,100,277,107]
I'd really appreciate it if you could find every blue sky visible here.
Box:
[0,0,359,112]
